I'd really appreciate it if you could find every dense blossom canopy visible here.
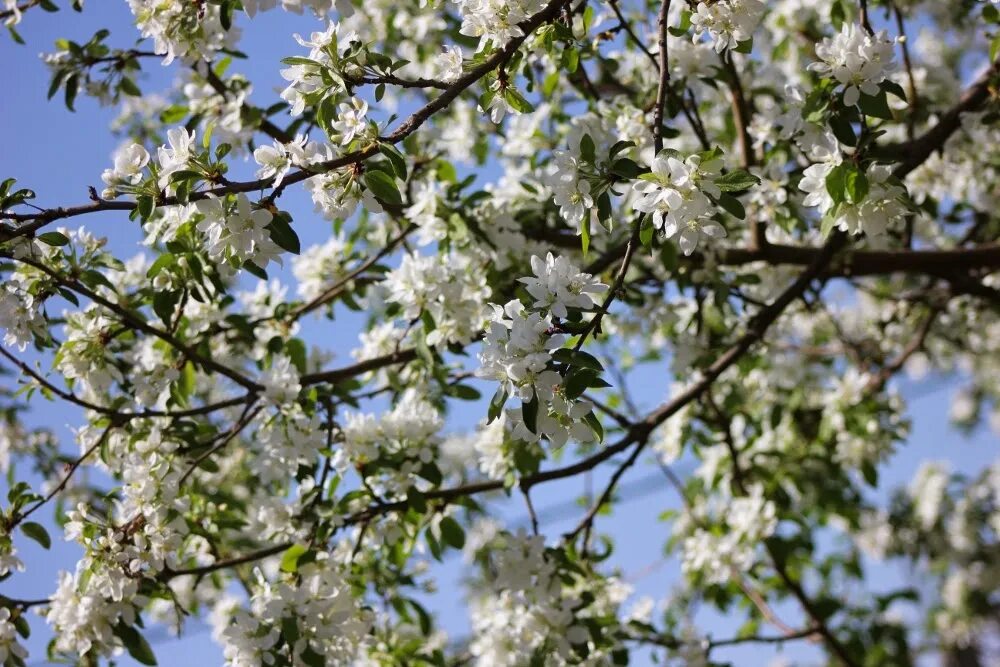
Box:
[1,0,1000,665]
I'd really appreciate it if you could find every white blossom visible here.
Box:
[631,151,727,255]
[518,252,606,319]
[691,0,765,53]
[195,194,282,270]
[436,45,464,82]
[809,24,897,107]
[100,143,149,198]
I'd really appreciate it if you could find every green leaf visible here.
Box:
[47,69,67,100]
[363,170,402,205]
[552,348,604,371]
[426,529,442,561]
[267,215,301,254]
[713,169,760,193]
[562,46,579,73]
[285,338,308,374]
[21,521,51,549]
[146,253,176,278]
[829,114,857,147]
[242,260,268,280]
[451,383,483,401]
[281,616,300,644]
[280,543,309,573]
[378,144,408,180]
[565,369,604,400]
[639,217,655,249]
[609,140,635,159]
[137,196,154,220]
[115,623,157,666]
[12,614,29,639]
[584,411,604,443]
[596,192,613,231]
[668,10,691,36]
[881,80,907,101]
[281,56,319,67]
[488,386,508,423]
[159,105,189,124]
[861,461,878,486]
[119,77,142,97]
[857,90,893,120]
[716,193,745,220]
[522,389,539,434]
[220,0,233,30]
[820,212,839,238]
[299,646,326,667]
[579,133,596,164]
[64,73,79,112]
[825,163,848,204]
[580,214,590,257]
[733,37,753,54]
[503,87,535,114]
[610,158,643,180]
[845,168,869,204]
[152,290,179,324]
[439,516,466,549]
[36,231,70,246]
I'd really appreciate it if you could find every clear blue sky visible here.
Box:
[1,5,996,666]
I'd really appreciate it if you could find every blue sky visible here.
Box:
[1,4,997,666]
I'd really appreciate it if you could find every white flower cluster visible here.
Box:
[280,22,358,116]
[331,97,370,146]
[251,408,324,485]
[342,390,442,494]
[799,162,908,236]
[292,234,349,301]
[0,538,24,578]
[100,143,149,199]
[221,553,371,667]
[195,194,281,272]
[126,0,237,65]
[691,0,765,53]
[0,607,27,665]
[631,151,728,255]
[253,134,312,188]
[126,338,181,407]
[809,24,897,107]
[241,0,338,18]
[519,252,608,319]
[679,485,778,584]
[470,532,627,665]
[477,254,605,446]
[183,76,256,151]
[156,127,196,189]
[55,306,125,402]
[384,251,491,347]
[306,164,384,222]
[405,180,446,245]
[453,0,546,51]
[908,461,951,530]
[543,102,650,230]
[478,301,563,395]
[0,279,45,350]
[436,45,464,82]
[46,562,146,659]
[548,148,594,226]
[258,354,303,407]
[2,0,22,26]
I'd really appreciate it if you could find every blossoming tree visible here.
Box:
[1,0,1000,664]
